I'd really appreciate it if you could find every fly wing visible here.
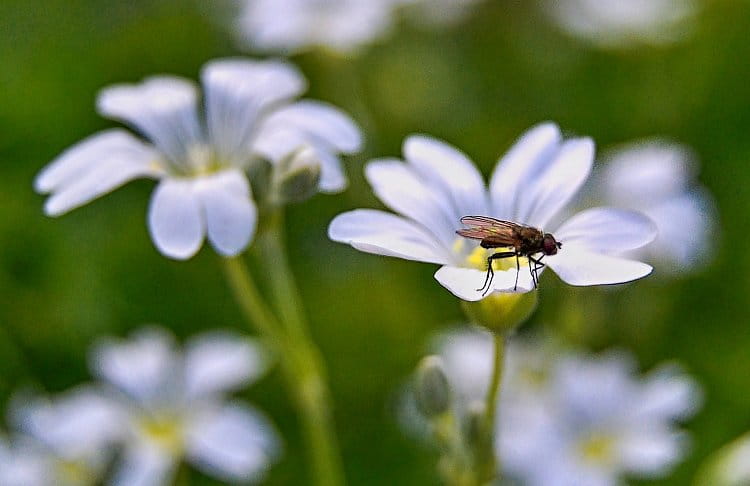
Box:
[459,215,517,228]
[456,215,518,245]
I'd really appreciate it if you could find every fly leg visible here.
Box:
[528,258,537,289]
[478,251,516,296]
[529,255,545,289]
[514,253,520,291]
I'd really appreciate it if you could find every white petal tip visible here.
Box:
[43,199,67,217]
[156,244,201,261]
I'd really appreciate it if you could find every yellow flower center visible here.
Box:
[578,432,616,465]
[453,237,528,272]
[55,460,94,485]
[138,415,185,455]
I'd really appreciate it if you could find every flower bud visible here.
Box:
[414,355,451,418]
[461,291,538,335]
[462,400,487,451]
[272,146,322,205]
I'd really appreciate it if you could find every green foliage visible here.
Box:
[2,1,750,484]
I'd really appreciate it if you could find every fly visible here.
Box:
[456,215,563,295]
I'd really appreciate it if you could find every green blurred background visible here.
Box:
[1,0,749,484]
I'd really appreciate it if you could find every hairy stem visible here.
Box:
[479,333,505,483]
[222,218,345,486]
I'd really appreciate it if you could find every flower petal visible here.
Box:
[186,403,280,482]
[184,333,268,400]
[518,137,595,228]
[546,245,652,286]
[111,443,176,486]
[97,77,202,163]
[328,209,451,265]
[434,265,534,302]
[193,170,256,257]
[365,159,458,249]
[237,0,394,53]
[644,190,715,269]
[36,130,163,216]
[630,365,701,422]
[603,140,694,205]
[403,135,488,217]
[90,328,178,405]
[255,100,362,154]
[618,428,686,476]
[202,58,306,162]
[148,178,205,260]
[34,129,162,194]
[489,122,562,219]
[554,207,657,253]
[253,127,349,192]
[14,387,124,457]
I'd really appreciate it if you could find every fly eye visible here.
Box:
[542,235,558,255]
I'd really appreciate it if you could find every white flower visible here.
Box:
[423,329,701,485]
[236,0,397,54]
[396,0,484,27]
[595,139,716,274]
[435,328,560,407]
[0,437,49,486]
[499,348,701,486]
[35,58,362,260]
[89,327,279,486]
[545,0,699,48]
[1,387,122,486]
[329,123,656,301]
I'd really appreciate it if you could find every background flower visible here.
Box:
[329,124,655,301]
[544,0,700,48]
[411,329,701,485]
[34,58,362,260]
[235,0,398,54]
[0,387,121,486]
[90,327,279,486]
[593,139,717,274]
[395,0,485,27]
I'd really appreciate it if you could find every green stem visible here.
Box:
[254,209,309,340]
[479,333,505,483]
[221,256,284,347]
[256,209,345,486]
[222,228,345,486]
[484,334,505,440]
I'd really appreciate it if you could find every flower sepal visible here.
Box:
[271,146,322,205]
[461,291,538,335]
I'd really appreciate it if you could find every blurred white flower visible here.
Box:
[500,350,701,486]
[545,0,700,48]
[329,123,655,301]
[424,329,701,485]
[90,327,279,486]
[396,0,484,27]
[1,387,121,486]
[35,58,362,260]
[596,139,716,274]
[0,437,48,486]
[236,0,397,54]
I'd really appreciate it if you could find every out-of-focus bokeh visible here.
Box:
[1,0,749,484]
